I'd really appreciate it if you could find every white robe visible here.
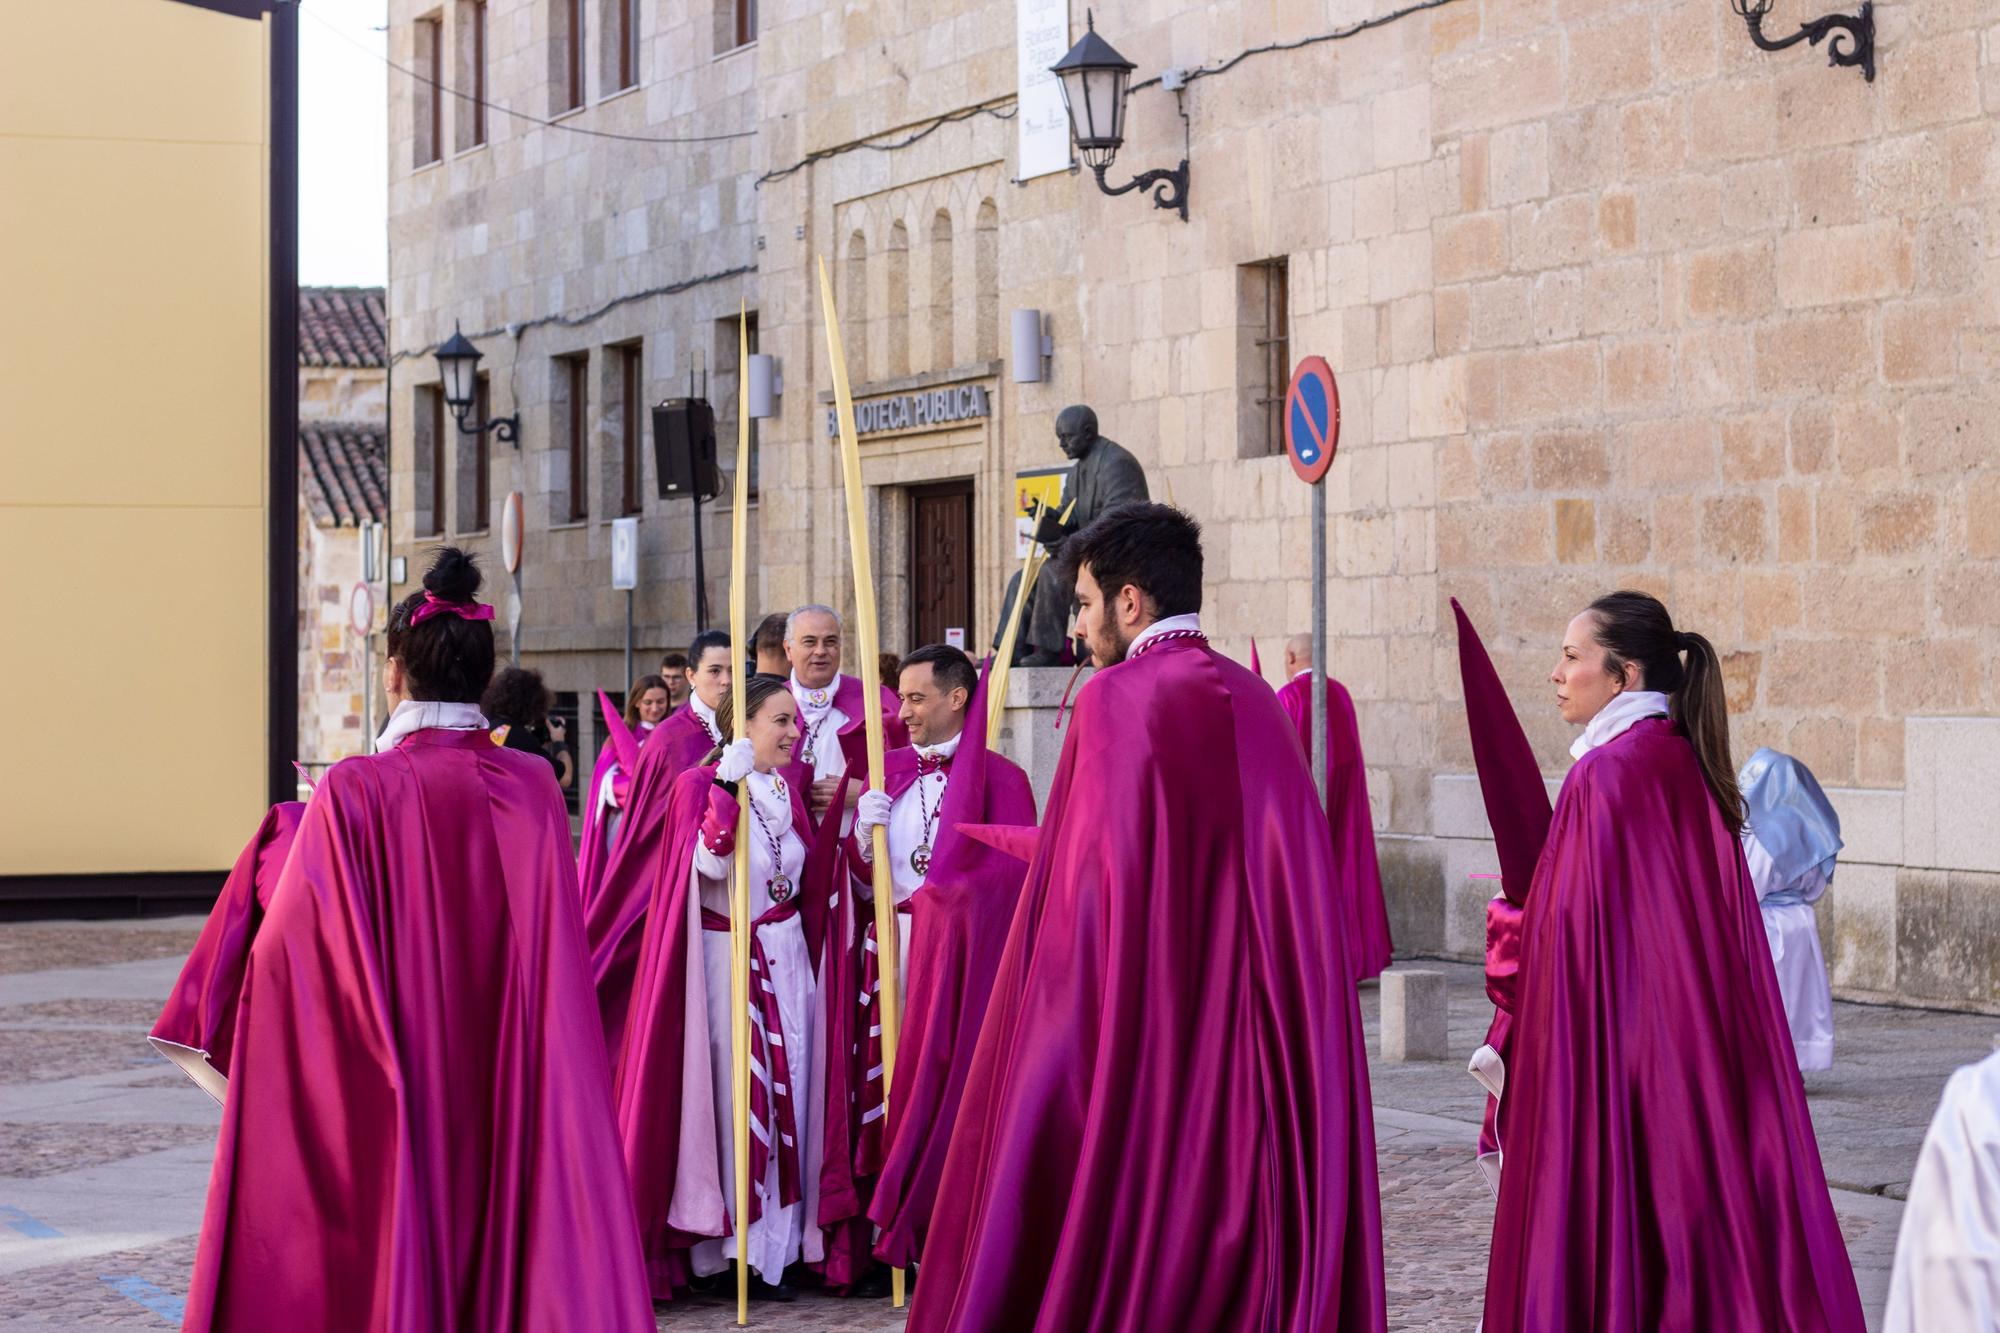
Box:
[1884,1049,2000,1332]
[1743,832,1835,1072]
[690,770,823,1282]
[789,676,853,786]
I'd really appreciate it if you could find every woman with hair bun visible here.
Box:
[181,548,651,1332]
[1482,590,1864,1332]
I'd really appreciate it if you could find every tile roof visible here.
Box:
[300,422,388,527]
[299,286,386,368]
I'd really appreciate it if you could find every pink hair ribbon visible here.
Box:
[408,591,496,627]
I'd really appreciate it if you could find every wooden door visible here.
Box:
[908,480,975,653]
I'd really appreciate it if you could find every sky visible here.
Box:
[299,0,389,287]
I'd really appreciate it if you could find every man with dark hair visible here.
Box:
[658,651,690,710]
[816,643,1036,1289]
[1020,405,1150,665]
[752,612,790,677]
[910,503,1386,1333]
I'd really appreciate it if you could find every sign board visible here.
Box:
[1283,355,1341,485]
[825,383,992,438]
[1013,464,1069,558]
[610,517,639,590]
[347,581,374,637]
[1016,0,1071,180]
[500,491,525,573]
[945,627,967,650]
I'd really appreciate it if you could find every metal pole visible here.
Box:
[693,489,709,631]
[624,588,634,689]
[511,569,522,667]
[1310,477,1328,815]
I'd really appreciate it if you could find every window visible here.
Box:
[456,1,487,150]
[553,0,584,113]
[619,343,644,515]
[716,0,756,52]
[415,16,443,166]
[1237,257,1290,458]
[458,374,490,532]
[605,0,639,93]
[557,353,589,521]
[416,385,445,536]
[714,313,759,497]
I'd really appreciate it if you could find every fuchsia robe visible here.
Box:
[910,633,1385,1332]
[182,728,651,1332]
[576,715,657,909]
[1482,717,1865,1332]
[149,802,304,1100]
[1276,672,1393,980]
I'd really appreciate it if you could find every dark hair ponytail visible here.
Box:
[385,547,496,704]
[1586,590,1743,834]
[699,673,793,766]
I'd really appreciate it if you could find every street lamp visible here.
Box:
[434,323,520,446]
[1051,11,1189,222]
[1730,0,1874,82]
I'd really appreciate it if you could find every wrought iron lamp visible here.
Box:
[1050,12,1189,222]
[434,324,520,446]
[1730,0,1874,82]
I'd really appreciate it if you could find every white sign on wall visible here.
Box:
[610,517,639,590]
[1016,0,1071,180]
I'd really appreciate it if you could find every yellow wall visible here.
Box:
[0,0,271,875]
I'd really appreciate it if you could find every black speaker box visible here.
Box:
[651,398,721,502]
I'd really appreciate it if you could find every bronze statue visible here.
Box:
[1018,406,1150,666]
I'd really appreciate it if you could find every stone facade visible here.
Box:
[388,0,2000,1006]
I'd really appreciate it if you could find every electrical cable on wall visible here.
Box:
[1127,0,1467,95]
[755,100,1018,187]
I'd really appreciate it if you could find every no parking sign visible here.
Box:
[1283,355,1340,485]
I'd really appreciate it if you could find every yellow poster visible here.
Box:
[1013,466,1069,558]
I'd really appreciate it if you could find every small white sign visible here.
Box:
[945,627,967,650]
[348,581,374,637]
[611,517,639,590]
[1016,0,1071,180]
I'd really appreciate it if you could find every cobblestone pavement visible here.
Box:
[0,925,1950,1329]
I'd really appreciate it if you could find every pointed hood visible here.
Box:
[1452,598,1551,907]
[598,689,640,773]
[1249,636,1263,680]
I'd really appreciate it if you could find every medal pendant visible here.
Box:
[768,874,793,904]
[910,844,932,877]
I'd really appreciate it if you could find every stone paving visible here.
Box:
[0,925,1963,1329]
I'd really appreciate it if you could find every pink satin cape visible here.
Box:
[149,801,303,1099]
[585,704,720,1057]
[909,637,1385,1332]
[576,715,659,909]
[1275,673,1393,980]
[181,728,652,1332]
[1482,718,1864,1332]
[601,762,830,1301]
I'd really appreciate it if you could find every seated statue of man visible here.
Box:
[1019,405,1149,667]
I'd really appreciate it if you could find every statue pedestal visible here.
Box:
[992,665,1091,808]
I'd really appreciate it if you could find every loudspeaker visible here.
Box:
[651,398,721,502]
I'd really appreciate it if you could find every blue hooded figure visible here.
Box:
[1738,747,1844,1071]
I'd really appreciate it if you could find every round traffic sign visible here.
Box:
[348,581,374,637]
[501,490,526,574]
[1283,356,1340,485]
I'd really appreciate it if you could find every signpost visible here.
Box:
[1283,355,1341,814]
[501,491,525,665]
[611,517,639,688]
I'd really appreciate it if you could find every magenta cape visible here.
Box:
[777,672,906,794]
[585,704,718,1056]
[576,714,659,908]
[149,801,303,1100]
[865,743,1036,1267]
[603,762,834,1300]
[1482,719,1864,1332]
[910,637,1385,1332]
[1276,673,1393,980]
[182,729,650,1332]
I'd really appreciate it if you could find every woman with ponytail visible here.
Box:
[1482,590,1864,1332]
[180,548,651,1332]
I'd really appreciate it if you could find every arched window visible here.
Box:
[883,220,910,379]
[929,209,955,370]
[974,199,999,361]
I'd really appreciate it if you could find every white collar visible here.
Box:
[790,672,839,712]
[1569,690,1671,760]
[1129,613,1203,654]
[375,699,488,753]
[690,693,720,737]
[745,768,794,833]
[915,731,963,764]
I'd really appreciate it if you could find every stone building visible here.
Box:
[297,286,388,772]
[386,0,2000,1007]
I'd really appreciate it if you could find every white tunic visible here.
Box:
[1884,1049,2000,1332]
[1743,832,1835,1071]
[858,731,962,980]
[789,674,852,784]
[689,769,822,1282]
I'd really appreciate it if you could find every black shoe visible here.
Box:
[848,1265,893,1298]
[749,1275,797,1302]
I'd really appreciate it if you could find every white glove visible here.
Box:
[856,789,893,862]
[716,738,756,784]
